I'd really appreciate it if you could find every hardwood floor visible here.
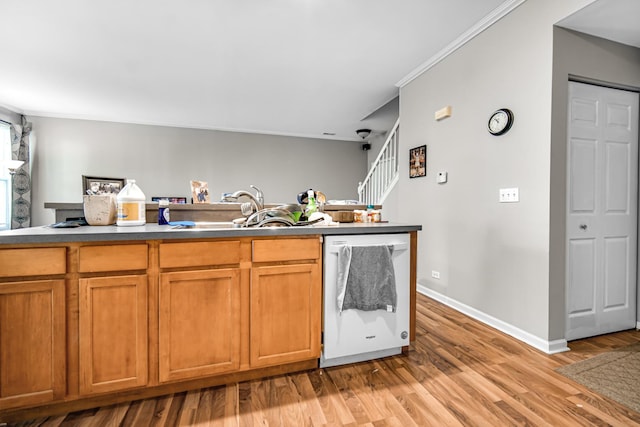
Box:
[5,293,640,426]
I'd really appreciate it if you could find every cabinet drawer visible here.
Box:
[159,241,241,268]
[0,248,66,277]
[79,244,148,273]
[252,238,320,263]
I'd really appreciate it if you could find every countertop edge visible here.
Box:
[44,202,380,211]
[0,223,422,244]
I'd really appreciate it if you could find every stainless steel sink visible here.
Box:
[170,215,322,230]
[171,221,238,229]
[194,221,238,228]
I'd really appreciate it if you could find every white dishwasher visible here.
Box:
[321,233,410,368]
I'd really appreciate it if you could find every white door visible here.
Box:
[566,81,639,341]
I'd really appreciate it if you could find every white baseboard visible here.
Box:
[417,285,569,354]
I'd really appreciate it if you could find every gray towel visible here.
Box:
[336,244,396,313]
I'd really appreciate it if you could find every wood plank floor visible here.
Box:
[4,293,640,426]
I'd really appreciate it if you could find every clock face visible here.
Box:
[488,109,513,135]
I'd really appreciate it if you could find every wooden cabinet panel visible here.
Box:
[252,238,320,263]
[159,241,241,268]
[159,269,241,382]
[78,244,148,273]
[0,280,65,409]
[79,275,148,394]
[250,263,321,367]
[0,235,327,415]
[0,248,66,278]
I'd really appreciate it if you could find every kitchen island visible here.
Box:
[0,222,420,421]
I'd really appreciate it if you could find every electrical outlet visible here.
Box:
[499,187,519,203]
[431,270,440,279]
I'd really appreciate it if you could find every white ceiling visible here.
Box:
[0,0,509,141]
[557,0,640,49]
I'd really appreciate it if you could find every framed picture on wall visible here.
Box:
[190,180,210,204]
[82,175,126,195]
[409,145,426,178]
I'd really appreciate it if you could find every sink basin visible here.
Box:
[171,221,238,229]
[169,216,322,230]
[194,221,238,229]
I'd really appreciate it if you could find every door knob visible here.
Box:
[579,224,587,230]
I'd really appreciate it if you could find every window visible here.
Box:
[0,122,11,230]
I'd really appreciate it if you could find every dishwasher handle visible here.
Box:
[327,242,409,254]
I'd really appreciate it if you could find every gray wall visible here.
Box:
[364,97,400,167]
[30,117,367,226]
[550,29,640,334]
[0,105,20,124]
[396,0,594,342]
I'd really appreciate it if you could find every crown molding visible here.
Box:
[23,111,361,142]
[396,0,527,88]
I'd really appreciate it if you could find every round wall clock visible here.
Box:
[488,108,514,135]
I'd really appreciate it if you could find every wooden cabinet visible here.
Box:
[158,240,240,269]
[0,247,66,278]
[0,280,66,409]
[78,244,148,273]
[250,238,321,367]
[0,234,331,418]
[159,269,241,382]
[158,240,242,383]
[78,244,148,395]
[79,275,148,394]
[0,248,66,410]
[158,237,321,377]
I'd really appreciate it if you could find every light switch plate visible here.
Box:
[437,171,448,184]
[499,187,519,203]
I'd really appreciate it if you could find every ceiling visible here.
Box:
[0,0,510,141]
[557,0,640,49]
[3,1,634,142]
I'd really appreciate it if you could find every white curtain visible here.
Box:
[9,116,32,229]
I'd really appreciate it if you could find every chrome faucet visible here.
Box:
[250,185,264,209]
[223,185,264,214]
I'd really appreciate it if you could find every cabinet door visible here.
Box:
[159,269,240,382]
[0,280,65,409]
[79,275,148,395]
[250,264,321,367]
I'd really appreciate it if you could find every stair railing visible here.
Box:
[358,118,400,205]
